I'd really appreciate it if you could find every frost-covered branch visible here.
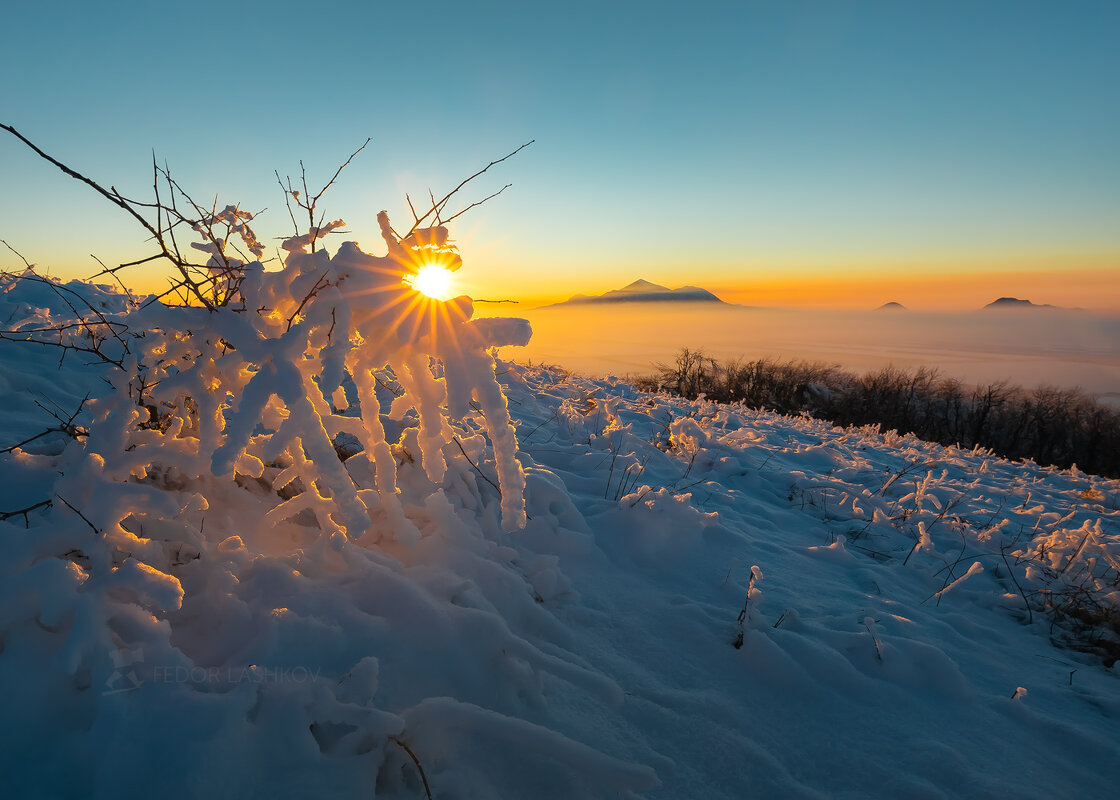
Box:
[3,128,534,543]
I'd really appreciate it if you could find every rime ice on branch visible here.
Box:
[0,123,534,546]
[82,211,531,550]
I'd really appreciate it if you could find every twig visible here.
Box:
[733,567,762,649]
[55,494,101,534]
[1000,544,1034,624]
[864,617,883,662]
[0,499,52,527]
[312,138,370,209]
[6,269,134,355]
[878,459,938,495]
[389,737,433,800]
[452,435,502,496]
[403,141,534,240]
[520,407,560,443]
[1,238,32,268]
[604,438,623,499]
[89,253,138,303]
[1058,526,1095,577]
[0,124,156,238]
[1,426,78,455]
[0,393,90,454]
[281,138,370,253]
[627,487,652,507]
[286,270,331,331]
[374,373,405,397]
[1,123,216,309]
[0,325,127,369]
[275,170,301,237]
[440,183,512,225]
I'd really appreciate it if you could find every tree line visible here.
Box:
[634,348,1120,478]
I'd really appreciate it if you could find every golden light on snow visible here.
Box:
[407,265,455,301]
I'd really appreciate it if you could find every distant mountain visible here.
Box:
[543,279,727,307]
[982,297,1060,310]
[876,301,907,311]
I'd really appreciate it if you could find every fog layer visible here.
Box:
[481,304,1120,401]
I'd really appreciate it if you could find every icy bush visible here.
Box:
[78,210,531,555]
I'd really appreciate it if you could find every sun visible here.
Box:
[406,265,455,301]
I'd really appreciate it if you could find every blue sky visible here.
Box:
[2,1,1118,308]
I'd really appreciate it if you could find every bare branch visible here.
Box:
[1,122,161,240]
[1,123,222,309]
[428,189,441,225]
[1,428,69,455]
[56,494,101,535]
[440,183,512,225]
[88,253,150,304]
[0,326,127,368]
[1,239,32,268]
[38,391,90,426]
[389,737,433,800]
[9,270,133,354]
[452,435,502,496]
[403,140,533,239]
[275,170,301,236]
[275,139,370,254]
[311,137,370,207]
[286,270,331,332]
[0,499,52,527]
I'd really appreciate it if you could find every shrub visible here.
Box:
[640,349,1120,477]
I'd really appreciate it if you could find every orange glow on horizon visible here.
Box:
[465,263,1119,314]
[710,266,1120,312]
[32,245,1119,315]
[451,245,1118,313]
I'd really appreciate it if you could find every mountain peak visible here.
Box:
[543,279,728,308]
[982,297,1064,310]
[985,297,1035,308]
[876,301,907,311]
[618,279,669,293]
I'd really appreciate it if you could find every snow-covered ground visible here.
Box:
[2,270,1119,799]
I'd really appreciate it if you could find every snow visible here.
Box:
[2,254,1120,798]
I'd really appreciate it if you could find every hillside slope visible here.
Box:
[1,276,1119,799]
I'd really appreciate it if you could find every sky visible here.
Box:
[1,0,1118,311]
